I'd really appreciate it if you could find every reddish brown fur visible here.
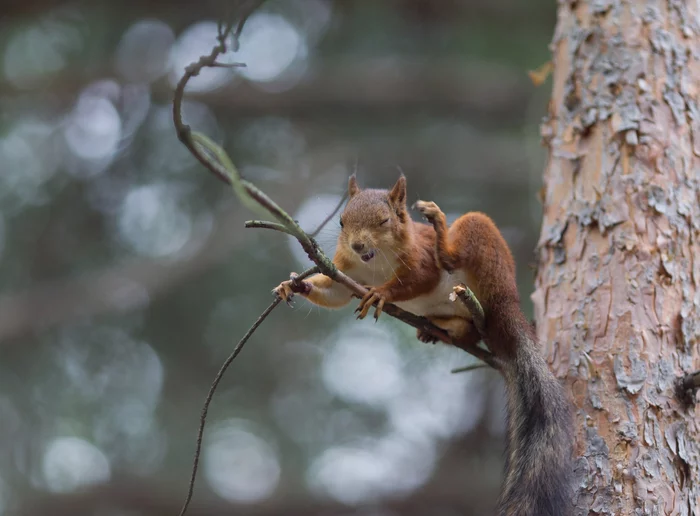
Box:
[276,175,525,358]
[274,176,574,515]
[423,206,523,358]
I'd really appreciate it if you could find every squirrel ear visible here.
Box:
[348,174,360,198]
[388,174,406,207]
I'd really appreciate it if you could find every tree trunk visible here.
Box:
[534,1,700,514]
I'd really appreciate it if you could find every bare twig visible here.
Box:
[173,53,236,185]
[450,339,498,369]
[310,192,347,237]
[245,220,295,235]
[173,6,501,512]
[210,62,247,68]
[451,363,490,374]
[177,264,318,516]
[449,283,493,370]
[172,0,266,186]
[450,284,486,335]
[231,0,264,51]
[177,297,280,516]
[291,267,320,284]
[171,7,498,370]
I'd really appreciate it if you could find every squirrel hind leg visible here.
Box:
[416,328,440,344]
[424,316,482,352]
[416,316,467,344]
[427,316,474,340]
[414,200,457,272]
[414,200,442,220]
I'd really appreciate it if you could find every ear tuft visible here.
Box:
[348,174,360,198]
[388,174,407,207]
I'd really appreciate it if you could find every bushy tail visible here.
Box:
[494,316,573,516]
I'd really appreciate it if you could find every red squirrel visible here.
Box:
[275,175,573,516]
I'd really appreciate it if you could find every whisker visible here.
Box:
[379,249,402,285]
[313,227,340,236]
[310,230,340,241]
[371,248,386,287]
[387,247,412,271]
[372,252,378,286]
[304,302,314,319]
[382,248,404,270]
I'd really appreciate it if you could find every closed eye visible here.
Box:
[379,218,389,226]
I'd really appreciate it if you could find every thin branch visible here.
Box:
[451,363,490,374]
[450,284,486,335]
[173,9,502,511]
[310,192,347,237]
[239,178,301,229]
[292,266,320,283]
[450,339,499,369]
[172,0,267,186]
[210,62,246,68]
[171,8,499,370]
[178,263,319,516]
[447,283,500,368]
[245,220,295,235]
[231,0,265,51]
[173,49,232,185]
[178,295,281,516]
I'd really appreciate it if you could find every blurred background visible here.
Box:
[0,0,556,514]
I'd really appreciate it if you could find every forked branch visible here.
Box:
[172,6,498,515]
[170,6,498,370]
[449,284,493,372]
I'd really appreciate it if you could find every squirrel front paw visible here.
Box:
[413,200,443,222]
[273,273,311,303]
[355,287,387,321]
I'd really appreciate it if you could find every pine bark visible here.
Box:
[534,1,700,514]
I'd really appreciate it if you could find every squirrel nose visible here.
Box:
[351,242,365,253]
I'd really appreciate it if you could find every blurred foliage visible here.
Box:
[0,0,555,514]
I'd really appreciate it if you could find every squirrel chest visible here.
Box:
[394,269,475,318]
[349,264,476,319]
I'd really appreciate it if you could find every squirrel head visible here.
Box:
[338,174,410,263]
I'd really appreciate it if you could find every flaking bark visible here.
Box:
[535,0,700,514]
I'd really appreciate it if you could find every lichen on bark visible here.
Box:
[534,1,700,514]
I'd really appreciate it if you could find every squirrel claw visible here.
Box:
[273,283,294,303]
[373,298,385,320]
[274,275,311,304]
[416,328,439,344]
[414,200,442,222]
[356,288,386,320]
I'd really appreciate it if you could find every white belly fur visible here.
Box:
[346,255,475,319]
[348,263,474,319]
[394,269,474,319]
